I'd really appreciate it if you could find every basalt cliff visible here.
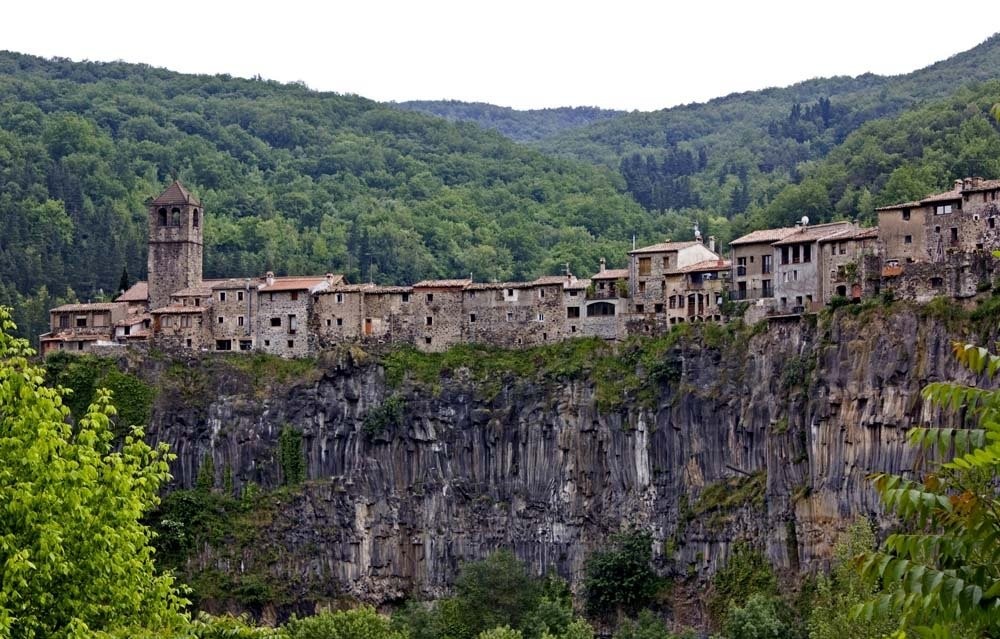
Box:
[138,303,991,619]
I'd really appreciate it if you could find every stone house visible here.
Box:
[877,177,1000,264]
[728,228,798,301]
[771,221,854,313]
[211,279,260,352]
[582,262,629,339]
[312,284,414,346]
[664,260,730,324]
[819,227,879,303]
[257,273,342,358]
[151,304,209,350]
[40,302,130,354]
[628,239,722,315]
[411,279,471,352]
[461,277,567,348]
[561,276,589,337]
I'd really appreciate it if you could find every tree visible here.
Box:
[722,594,788,639]
[583,530,659,618]
[285,606,404,639]
[856,342,1000,636]
[0,306,187,637]
[454,551,542,637]
[119,266,131,294]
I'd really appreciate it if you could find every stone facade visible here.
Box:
[772,222,854,313]
[729,228,797,301]
[210,280,258,352]
[819,228,879,303]
[147,182,203,310]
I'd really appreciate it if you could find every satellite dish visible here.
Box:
[801,216,810,227]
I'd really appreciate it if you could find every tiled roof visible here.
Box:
[591,268,629,280]
[921,189,962,204]
[211,278,259,290]
[50,302,126,313]
[679,259,731,273]
[564,278,590,289]
[962,178,1000,192]
[115,281,148,303]
[260,276,338,292]
[629,240,701,254]
[729,227,799,246]
[41,331,104,342]
[465,281,532,291]
[171,286,213,297]
[151,304,205,314]
[325,284,413,294]
[853,227,879,240]
[532,275,573,286]
[116,313,150,327]
[412,278,472,289]
[771,222,853,246]
[875,200,922,211]
[151,180,201,206]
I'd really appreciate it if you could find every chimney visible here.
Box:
[599,258,606,273]
[708,235,716,253]
[325,272,336,284]
[265,271,275,286]
[955,179,964,192]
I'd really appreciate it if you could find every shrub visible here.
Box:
[584,530,659,617]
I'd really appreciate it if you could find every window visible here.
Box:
[935,226,941,233]
[287,340,294,349]
[76,316,87,328]
[290,291,299,301]
[219,291,227,302]
[237,315,245,327]
[239,340,252,351]
[780,246,789,265]
[638,281,646,294]
[425,316,433,326]
[839,243,846,256]
[662,256,670,269]
[669,296,676,309]
[792,245,800,263]
[170,207,181,226]
[506,312,513,321]
[270,317,281,327]
[902,208,910,220]
[951,227,959,243]
[158,207,167,226]
[180,315,192,328]
[194,298,200,307]
[161,316,172,328]
[193,209,200,227]
[586,302,616,317]
[571,325,577,333]
[904,235,912,244]
[543,333,547,340]
[402,293,410,303]
[335,293,344,303]
[506,288,515,297]
[935,204,953,215]
[538,289,545,298]
[425,337,432,345]
[186,338,192,348]
[237,291,244,302]
[216,340,232,351]
[288,314,297,334]
[654,303,664,313]
[469,313,477,323]
[678,296,685,308]
[931,277,944,287]
[218,316,224,324]
[569,290,578,297]
[638,257,651,276]
[264,340,270,347]
[802,244,811,263]
[567,307,580,319]
[58,313,69,328]
[537,313,544,321]
[326,319,331,327]
[636,304,644,313]
[336,318,343,326]
[991,218,997,230]
[761,254,772,274]
[426,293,434,302]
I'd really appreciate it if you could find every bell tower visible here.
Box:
[147,181,203,309]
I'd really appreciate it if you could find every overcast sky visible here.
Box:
[3,1,998,111]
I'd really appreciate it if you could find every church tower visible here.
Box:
[147,181,203,309]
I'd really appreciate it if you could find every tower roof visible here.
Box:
[151,181,201,206]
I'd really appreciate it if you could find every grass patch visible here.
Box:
[222,352,320,387]
[692,471,767,518]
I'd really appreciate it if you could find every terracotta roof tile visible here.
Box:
[115,281,148,302]
[729,227,799,246]
[412,278,472,289]
[629,240,701,254]
[151,180,201,206]
[50,302,127,313]
[771,222,854,246]
[151,304,206,314]
[171,286,213,297]
[591,268,629,280]
[260,275,339,292]
[679,259,731,273]
[324,284,413,294]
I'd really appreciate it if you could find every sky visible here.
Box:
[3,1,998,111]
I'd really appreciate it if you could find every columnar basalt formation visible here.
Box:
[141,306,990,612]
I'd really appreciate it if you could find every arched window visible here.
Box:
[158,207,168,226]
[170,207,181,226]
[586,301,616,317]
[192,209,200,228]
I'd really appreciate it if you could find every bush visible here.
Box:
[722,593,789,639]
[707,545,776,624]
[584,530,659,617]
[285,606,404,639]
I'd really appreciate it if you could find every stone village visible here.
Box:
[39,177,1000,358]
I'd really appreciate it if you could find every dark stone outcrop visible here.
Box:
[144,307,989,609]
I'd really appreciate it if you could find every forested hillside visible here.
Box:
[0,52,684,340]
[394,100,625,142]
[531,33,1000,221]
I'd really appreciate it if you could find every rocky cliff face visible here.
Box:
[144,305,987,614]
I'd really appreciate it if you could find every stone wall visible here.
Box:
[257,292,313,358]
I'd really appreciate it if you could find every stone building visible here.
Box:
[313,284,414,346]
[877,177,1000,264]
[211,279,259,352]
[819,227,879,303]
[151,304,209,351]
[40,302,130,354]
[411,279,471,352]
[627,239,721,315]
[147,181,203,310]
[257,273,342,358]
[728,228,797,301]
[664,259,730,324]
[771,221,854,313]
